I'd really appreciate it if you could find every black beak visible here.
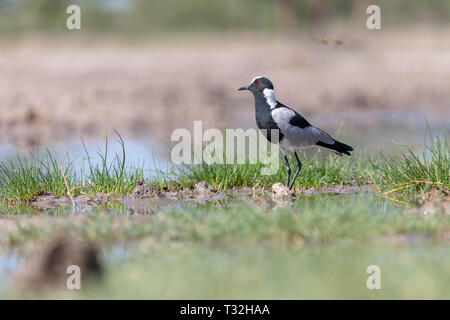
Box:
[238,85,249,91]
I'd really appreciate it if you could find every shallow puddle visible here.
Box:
[0,189,402,217]
[0,252,20,292]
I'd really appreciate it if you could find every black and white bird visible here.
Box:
[239,76,353,190]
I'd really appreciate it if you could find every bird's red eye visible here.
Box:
[254,79,259,84]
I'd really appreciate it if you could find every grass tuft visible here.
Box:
[0,132,145,202]
[0,148,76,202]
[371,132,449,196]
[81,131,144,195]
[175,147,370,190]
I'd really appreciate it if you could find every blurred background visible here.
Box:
[0,0,449,160]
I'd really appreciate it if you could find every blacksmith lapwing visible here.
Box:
[239,76,353,190]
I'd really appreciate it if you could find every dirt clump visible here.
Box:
[271,183,296,208]
[30,192,72,210]
[29,192,116,210]
[130,181,165,199]
[162,180,183,191]
[195,181,217,197]
[15,235,103,294]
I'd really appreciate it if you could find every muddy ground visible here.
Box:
[0,183,448,252]
[1,30,449,148]
[23,181,372,211]
[2,180,447,217]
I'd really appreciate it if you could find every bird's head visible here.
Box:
[238,76,274,94]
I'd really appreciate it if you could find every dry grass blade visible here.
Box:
[60,164,75,211]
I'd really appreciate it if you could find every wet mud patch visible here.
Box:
[295,184,373,196]
[29,192,113,211]
[2,182,381,216]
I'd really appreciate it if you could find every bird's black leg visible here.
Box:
[289,151,302,190]
[283,154,291,188]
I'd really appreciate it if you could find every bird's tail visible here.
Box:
[316,139,353,156]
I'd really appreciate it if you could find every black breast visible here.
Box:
[254,95,284,143]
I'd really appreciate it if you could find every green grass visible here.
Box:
[0,132,447,202]
[0,148,77,202]
[176,148,370,190]
[371,133,449,196]
[0,132,145,202]
[81,133,145,195]
[177,131,449,197]
[0,134,369,201]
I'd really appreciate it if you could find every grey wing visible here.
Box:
[271,106,335,147]
[309,127,335,145]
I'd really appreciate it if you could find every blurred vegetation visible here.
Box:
[1,0,450,36]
